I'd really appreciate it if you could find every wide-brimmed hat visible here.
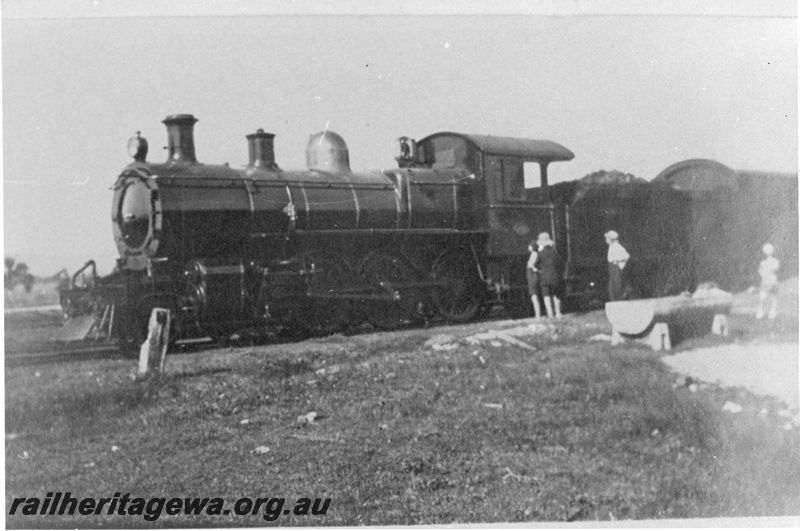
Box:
[604,230,619,241]
[536,232,553,246]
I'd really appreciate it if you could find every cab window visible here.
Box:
[487,156,526,203]
[501,159,525,201]
[524,162,543,188]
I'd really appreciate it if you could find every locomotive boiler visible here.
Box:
[61,114,695,349]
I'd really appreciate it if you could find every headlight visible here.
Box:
[127,132,149,161]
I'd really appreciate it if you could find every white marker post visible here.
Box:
[137,308,171,378]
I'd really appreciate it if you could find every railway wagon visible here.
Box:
[654,159,798,292]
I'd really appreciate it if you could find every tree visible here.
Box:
[4,257,35,293]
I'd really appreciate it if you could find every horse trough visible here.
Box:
[605,291,733,351]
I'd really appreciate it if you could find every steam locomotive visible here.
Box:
[61,114,695,348]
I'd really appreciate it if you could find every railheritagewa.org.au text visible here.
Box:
[8,492,331,522]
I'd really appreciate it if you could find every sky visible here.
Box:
[2,1,797,276]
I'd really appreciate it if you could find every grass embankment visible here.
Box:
[4,311,64,353]
[5,315,800,527]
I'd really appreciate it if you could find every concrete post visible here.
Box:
[137,308,171,378]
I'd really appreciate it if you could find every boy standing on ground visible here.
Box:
[604,230,629,302]
[534,232,563,319]
[526,242,542,318]
[757,242,780,320]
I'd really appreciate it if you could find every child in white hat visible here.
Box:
[756,242,779,320]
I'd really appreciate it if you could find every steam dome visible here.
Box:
[305,130,350,173]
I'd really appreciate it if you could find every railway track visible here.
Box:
[4,336,228,368]
[5,344,121,368]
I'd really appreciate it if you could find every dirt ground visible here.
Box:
[663,343,798,411]
[4,280,799,526]
[659,277,798,412]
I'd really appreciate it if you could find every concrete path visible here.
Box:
[662,342,799,410]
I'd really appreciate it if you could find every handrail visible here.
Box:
[70,260,97,290]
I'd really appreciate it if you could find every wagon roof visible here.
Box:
[652,158,737,192]
[420,132,574,162]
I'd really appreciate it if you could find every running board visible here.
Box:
[55,314,97,342]
[55,304,116,342]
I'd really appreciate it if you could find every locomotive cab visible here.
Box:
[403,132,575,311]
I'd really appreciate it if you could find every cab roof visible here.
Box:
[419,132,574,163]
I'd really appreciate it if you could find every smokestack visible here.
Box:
[162,114,198,163]
[246,129,278,169]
